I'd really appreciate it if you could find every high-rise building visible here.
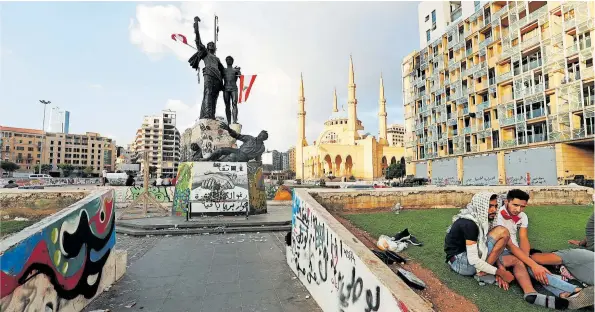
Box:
[47,107,70,134]
[43,132,116,173]
[418,1,488,49]
[131,110,181,177]
[0,126,43,172]
[287,146,296,173]
[403,1,594,186]
[281,152,290,171]
[262,150,283,171]
[387,124,406,147]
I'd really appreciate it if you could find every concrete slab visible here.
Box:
[83,233,321,312]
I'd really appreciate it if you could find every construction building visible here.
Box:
[387,124,406,147]
[131,110,181,178]
[403,1,594,186]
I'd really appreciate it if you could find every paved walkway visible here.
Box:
[85,233,320,312]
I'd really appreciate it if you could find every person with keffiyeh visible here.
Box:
[445,192,571,310]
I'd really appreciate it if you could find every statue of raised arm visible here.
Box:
[187,16,225,120]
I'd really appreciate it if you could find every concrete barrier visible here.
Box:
[0,189,126,312]
[310,185,594,211]
[288,189,433,312]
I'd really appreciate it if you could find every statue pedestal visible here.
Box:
[171,161,267,217]
[195,119,242,158]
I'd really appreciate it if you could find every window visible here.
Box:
[431,10,436,24]
[474,1,480,11]
[425,15,429,22]
[427,30,431,42]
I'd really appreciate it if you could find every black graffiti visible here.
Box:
[338,267,363,309]
[463,175,498,186]
[365,286,381,312]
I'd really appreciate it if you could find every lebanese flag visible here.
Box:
[239,75,257,103]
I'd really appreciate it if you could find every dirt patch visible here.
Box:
[333,212,479,312]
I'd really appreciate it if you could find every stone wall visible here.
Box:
[0,178,101,188]
[288,189,432,312]
[0,189,127,312]
[310,186,594,211]
[0,191,88,211]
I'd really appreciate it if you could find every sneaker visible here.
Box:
[385,250,407,264]
[567,286,594,310]
[404,235,423,246]
[393,228,411,242]
[560,265,576,281]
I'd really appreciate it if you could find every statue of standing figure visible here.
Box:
[188,16,225,120]
[187,16,241,124]
[223,56,241,125]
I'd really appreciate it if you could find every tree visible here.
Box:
[35,164,52,174]
[58,163,75,177]
[81,166,94,178]
[386,161,406,180]
[1,161,19,175]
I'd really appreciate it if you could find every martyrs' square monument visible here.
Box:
[172,15,267,219]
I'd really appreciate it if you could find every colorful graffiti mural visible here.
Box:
[0,190,117,311]
[248,162,267,214]
[114,186,174,204]
[172,162,193,216]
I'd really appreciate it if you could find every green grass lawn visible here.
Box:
[344,205,594,312]
[1,220,36,238]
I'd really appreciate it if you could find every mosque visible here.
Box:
[296,56,405,181]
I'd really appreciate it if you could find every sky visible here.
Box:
[0,1,420,151]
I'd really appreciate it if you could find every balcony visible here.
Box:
[479,37,493,49]
[451,8,463,21]
[500,117,516,126]
[484,121,492,129]
[463,127,473,134]
[526,108,545,120]
[466,47,473,56]
[566,44,578,56]
[527,134,547,144]
[477,101,490,112]
[521,36,540,50]
[502,139,517,148]
[522,59,542,72]
[497,71,513,83]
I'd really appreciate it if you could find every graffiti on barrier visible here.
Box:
[172,162,193,216]
[0,190,116,311]
[288,194,408,312]
[247,162,267,214]
[114,186,175,204]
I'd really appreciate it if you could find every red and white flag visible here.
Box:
[170,33,196,50]
[239,75,257,103]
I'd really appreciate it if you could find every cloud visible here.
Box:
[128,2,417,151]
[89,84,103,89]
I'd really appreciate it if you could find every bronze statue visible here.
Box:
[190,143,203,161]
[223,56,241,125]
[201,122,268,162]
[188,16,225,120]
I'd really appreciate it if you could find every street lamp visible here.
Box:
[39,100,51,173]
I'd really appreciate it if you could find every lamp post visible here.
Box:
[39,100,51,173]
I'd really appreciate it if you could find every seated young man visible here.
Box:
[445,192,569,309]
[444,193,514,282]
[496,189,592,310]
[568,209,594,252]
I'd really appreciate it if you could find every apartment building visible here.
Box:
[43,132,116,173]
[132,110,181,177]
[403,1,594,186]
[0,126,43,172]
[288,146,296,173]
[387,124,406,147]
